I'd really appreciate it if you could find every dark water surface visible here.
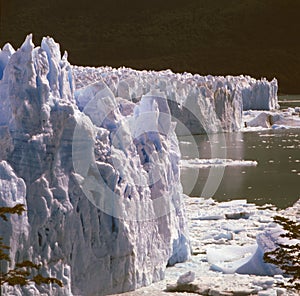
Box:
[179,129,300,209]
[278,94,300,109]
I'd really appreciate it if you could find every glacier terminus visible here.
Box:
[0,35,288,296]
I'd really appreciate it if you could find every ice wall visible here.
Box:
[0,35,190,296]
[241,77,278,111]
[73,67,278,135]
[0,34,279,295]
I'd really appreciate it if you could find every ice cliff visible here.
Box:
[0,35,189,296]
[0,34,278,296]
[73,66,278,135]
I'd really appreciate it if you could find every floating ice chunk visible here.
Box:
[246,112,272,128]
[287,107,295,114]
[218,199,248,207]
[191,214,224,221]
[180,158,258,168]
[177,271,196,284]
[207,244,258,274]
[258,290,277,296]
[243,110,300,130]
[206,225,290,276]
[272,124,289,130]
[213,232,233,240]
[222,222,245,234]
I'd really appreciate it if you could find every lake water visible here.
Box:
[179,128,300,209]
[278,94,300,109]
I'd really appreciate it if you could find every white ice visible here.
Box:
[242,110,300,131]
[73,65,278,136]
[180,158,258,168]
[112,197,300,296]
[0,34,292,296]
[0,35,189,296]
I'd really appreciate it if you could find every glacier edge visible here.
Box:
[0,34,279,296]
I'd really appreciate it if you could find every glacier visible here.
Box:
[0,35,189,296]
[72,65,279,136]
[0,35,279,296]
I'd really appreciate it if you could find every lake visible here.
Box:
[179,128,300,209]
[278,94,300,109]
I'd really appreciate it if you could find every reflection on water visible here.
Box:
[179,129,300,209]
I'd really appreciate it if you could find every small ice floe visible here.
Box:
[222,200,254,219]
[213,232,234,241]
[177,271,196,284]
[207,244,258,274]
[222,222,246,234]
[166,271,199,294]
[206,226,287,277]
[191,214,224,220]
[246,112,273,128]
[180,158,258,168]
[190,199,254,221]
[218,199,248,207]
[272,124,289,130]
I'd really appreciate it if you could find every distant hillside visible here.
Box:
[1,0,300,93]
